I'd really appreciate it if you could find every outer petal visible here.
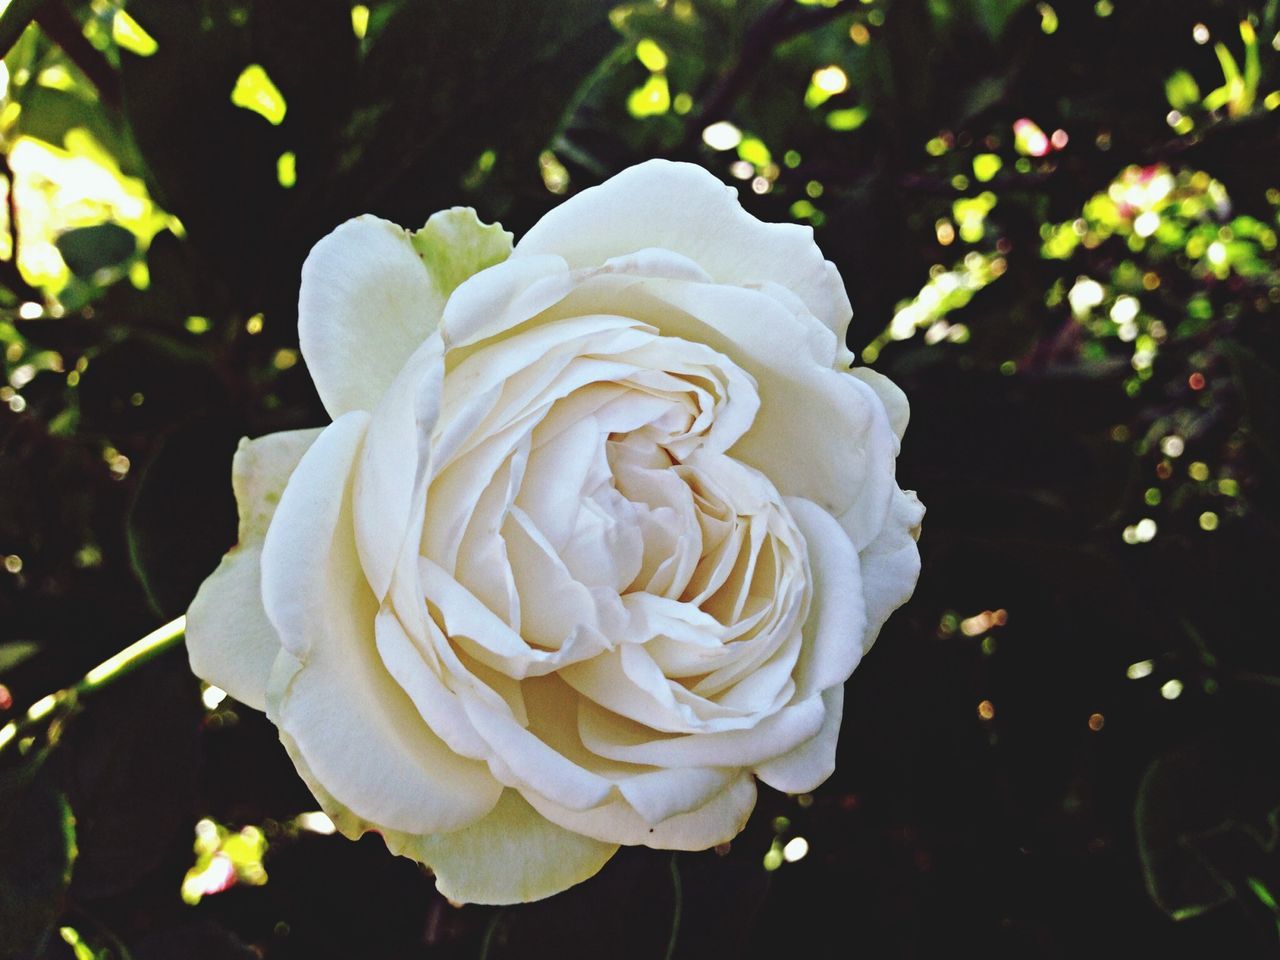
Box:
[857,487,925,653]
[521,773,757,851]
[783,497,866,700]
[514,159,851,338]
[261,412,501,834]
[186,548,278,712]
[848,366,910,444]
[754,685,844,795]
[403,790,618,905]
[185,428,320,710]
[298,216,445,418]
[274,736,612,905]
[230,429,324,544]
[579,696,826,769]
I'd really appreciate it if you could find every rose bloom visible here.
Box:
[187,160,923,904]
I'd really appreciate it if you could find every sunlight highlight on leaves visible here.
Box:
[111,9,158,57]
[231,64,287,126]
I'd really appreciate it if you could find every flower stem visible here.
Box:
[0,615,186,755]
[664,852,683,960]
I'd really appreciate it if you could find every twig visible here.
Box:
[684,0,852,146]
[1144,108,1280,163]
[0,616,186,757]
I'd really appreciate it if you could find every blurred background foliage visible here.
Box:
[0,0,1278,956]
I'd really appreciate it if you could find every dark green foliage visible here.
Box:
[0,755,76,960]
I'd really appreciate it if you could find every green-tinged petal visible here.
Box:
[411,207,513,301]
[186,428,320,710]
[277,744,617,906]
[401,790,618,905]
[298,216,445,418]
[231,429,324,544]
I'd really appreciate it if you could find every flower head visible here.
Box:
[186,160,923,904]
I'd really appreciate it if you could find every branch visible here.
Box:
[34,1,122,114]
[0,0,47,59]
[683,0,852,147]
[0,151,43,304]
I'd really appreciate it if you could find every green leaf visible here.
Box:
[0,757,77,960]
[968,0,1032,41]
[1164,70,1201,111]
[1221,341,1280,470]
[345,0,619,219]
[56,223,138,280]
[0,641,39,675]
[60,657,199,900]
[0,0,46,60]
[410,208,513,301]
[126,411,240,618]
[1137,734,1280,920]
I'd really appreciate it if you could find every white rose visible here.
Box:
[186,159,923,904]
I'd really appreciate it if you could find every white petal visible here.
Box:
[353,334,445,600]
[522,773,757,850]
[502,506,599,648]
[440,253,572,349]
[594,247,714,284]
[514,159,851,338]
[617,766,738,825]
[754,685,843,794]
[578,695,826,768]
[186,428,320,710]
[372,606,500,761]
[857,487,925,652]
[403,790,617,905]
[460,690,616,812]
[272,735,608,905]
[298,216,444,418]
[261,412,501,834]
[186,547,277,711]
[848,366,910,444]
[582,276,896,549]
[784,496,866,698]
[420,557,605,679]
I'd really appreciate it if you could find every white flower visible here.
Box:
[186,160,923,904]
